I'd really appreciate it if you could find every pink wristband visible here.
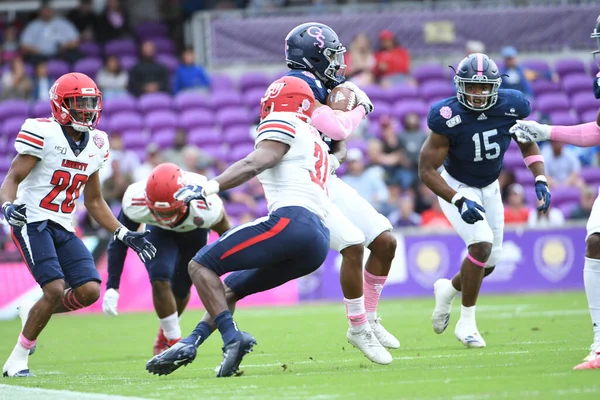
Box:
[524,155,544,167]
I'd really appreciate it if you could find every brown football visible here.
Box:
[326,86,357,112]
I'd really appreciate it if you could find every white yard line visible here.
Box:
[0,384,149,400]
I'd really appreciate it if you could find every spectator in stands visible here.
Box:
[101,159,133,208]
[541,141,584,188]
[162,129,189,166]
[173,48,211,94]
[1,25,20,62]
[374,30,410,86]
[31,62,52,102]
[341,148,389,213]
[500,46,533,97]
[134,143,163,182]
[528,206,564,228]
[1,57,33,100]
[68,0,99,41]
[20,4,81,65]
[504,183,529,225]
[569,186,596,220]
[413,181,435,214]
[499,169,516,202]
[420,198,451,229]
[368,115,412,189]
[345,33,375,86]
[96,55,129,99]
[398,112,428,179]
[388,194,421,228]
[96,0,129,43]
[99,132,140,184]
[128,41,170,96]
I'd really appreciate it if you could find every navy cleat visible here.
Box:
[145,342,197,376]
[3,369,34,377]
[29,345,36,356]
[217,331,257,378]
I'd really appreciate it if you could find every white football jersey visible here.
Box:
[255,112,331,221]
[14,118,110,232]
[122,171,224,233]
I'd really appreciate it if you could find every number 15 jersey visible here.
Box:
[255,112,331,222]
[14,118,110,232]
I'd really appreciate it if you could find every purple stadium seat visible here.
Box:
[254,199,268,217]
[227,143,255,162]
[0,140,8,154]
[145,110,178,132]
[0,157,12,173]
[109,112,143,132]
[152,38,175,54]
[580,167,600,183]
[224,203,251,218]
[212,92,243,110]
[536,93,571,114]
[1,117,23,138]
[385,84,419,102]
[31,100,50,118]
[188,128,223,147]
[367,121,382,139]
[223,126,253,144]
[211,74,235,92]
[181,109,215,129]
[46,60,69,78]
[362,85,387,103]
[530,80,560,97]
[549,112,578,126]
[571,92,599,115]
[96,115,110,132]
[391,99,428,121]
[521,59,551,76]
[156,54,178,73]
[551,186,582,207]
[581,110,599,123]
[0,100,29,120]
[119,55,138,71]
[502,151,524,171]
[346,140,368,155]
[135,22,169,39]
[217,107,250,129]
[243,88,266,109]
[561,74,593,96]
[103,95,137,115]
[73,58,103,78]
[558,201,579,217]
[79,42,101,58]
[420,80,455,102]
[514,168,534,186]
[138,93,173,114]
[412,63,447,84]
[174,92,211,111]
[104,39,137,57]
[555,58,586,78]
[239,72,270,93]
[120,130,148,149]
[152,129,176,148]
[368,101,392,121]
[590,59,600,77]
[199,144,229,160]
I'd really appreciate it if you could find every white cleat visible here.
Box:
[369,317,400,349]
[582,338,600,362]
[454,319,486,348]
[2,352,32,377]
[346,326,393,365]
[432,279,455,334]
[17,300,36,356]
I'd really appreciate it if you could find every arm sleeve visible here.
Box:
[255,117,296,147]
[311,105,366,140]
[106,210,140,290]
[15,119,44,158]
[550,122,600,147]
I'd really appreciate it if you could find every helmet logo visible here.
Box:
[49,83,58,100]
[301,98,311,111]
[307,26,325,48]
[262,82,285,102]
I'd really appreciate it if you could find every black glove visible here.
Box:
[1,202,27,227]
[114,227,157,263]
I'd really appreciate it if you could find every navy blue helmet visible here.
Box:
[592,14,600,68]
[285,22,346,89]
[453,53,502,111]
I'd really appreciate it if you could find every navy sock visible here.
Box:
[214,310,239,345]
[181,321,213,347]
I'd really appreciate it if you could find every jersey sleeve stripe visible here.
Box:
[256,129,295,140]
[258,119,295,129]
[20,130,44,141]
[257,122,296,136]
[17,133,44,147]
[15,139,43,151]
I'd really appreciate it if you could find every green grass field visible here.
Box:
[0,292,599,399]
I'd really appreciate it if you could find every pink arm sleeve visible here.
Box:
[311,105,366,141]
[550,122,600,148]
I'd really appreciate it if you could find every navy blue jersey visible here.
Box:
[286,69,331,104]
[427,89,530,188]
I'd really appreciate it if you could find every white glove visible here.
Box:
[337,81,373,115]
[102,288,119,316]
[509,119,551,143]
[328,153,341,175]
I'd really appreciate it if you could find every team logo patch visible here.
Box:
[440,106,452,119]
[93,134,105,149]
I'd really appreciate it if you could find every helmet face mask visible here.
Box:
[50,73,102,132]
[454,53,502,111]
[592,15,600,68]
[66,95,101,132]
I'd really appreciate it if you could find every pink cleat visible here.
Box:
[573,358,600,370]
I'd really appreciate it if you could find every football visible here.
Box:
[326,86,357,112]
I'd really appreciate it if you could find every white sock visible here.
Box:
[159,312,181,340]
[11,342,29,361]
[460,305,476,324]
[344,296,368,331]
[584,257,600,341]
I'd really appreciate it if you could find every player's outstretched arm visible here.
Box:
[512,119,600,147]
[515,140,551,213]
[418,132,457,204]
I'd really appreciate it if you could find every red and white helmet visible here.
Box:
[260,76,315,121]
[145,163,187,226]
[50,72,102,132]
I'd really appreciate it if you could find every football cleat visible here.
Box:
[17,300,36,356]
[3,369,34,377]
[454,319,486,348]
[146,342,197,376]
[346,326,393,365]
[3,354,32,378]
[153,327,181,355]
[217,331,257,378]
[369,317,400,349]
[573,339,600,370]
[432,279,455,334]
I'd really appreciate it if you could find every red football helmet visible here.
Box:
[50,72,102,132]
[145,163,187,226]
[260,76,315,121]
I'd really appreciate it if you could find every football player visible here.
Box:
[101,162,231,355]
[419,54,551,348]
[1,73,156,377]
[283,22,398,363]
[510,14,600,370]
[146,76,332,377]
